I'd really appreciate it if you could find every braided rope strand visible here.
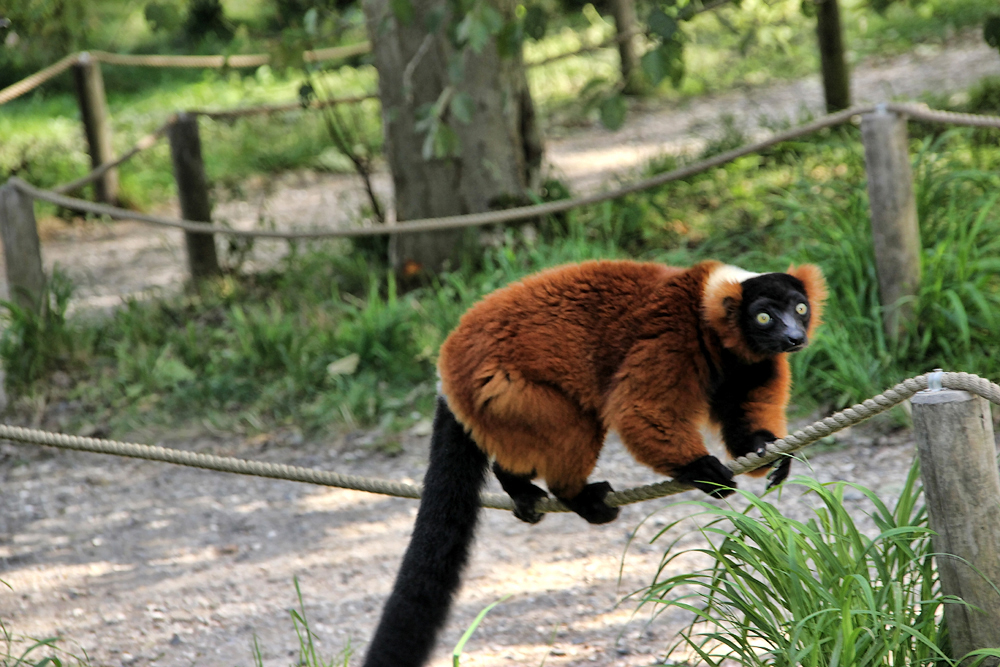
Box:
[2,372,997,514]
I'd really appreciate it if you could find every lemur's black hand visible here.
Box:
[674,455,736,498]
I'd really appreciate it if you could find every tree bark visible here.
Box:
[362,0,543,278]
[815,0,850,112]
[610,0,647,95]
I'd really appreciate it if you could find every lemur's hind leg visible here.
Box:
[492,463,549,524]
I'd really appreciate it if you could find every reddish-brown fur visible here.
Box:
[438,259,825,496]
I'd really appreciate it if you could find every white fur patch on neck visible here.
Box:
[704,264,761,302]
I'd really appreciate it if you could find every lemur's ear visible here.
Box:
[786,264,827,336]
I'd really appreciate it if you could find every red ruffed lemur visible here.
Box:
[362,259,827,667]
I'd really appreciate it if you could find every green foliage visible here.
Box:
[183,0,233,42]
[0,0,89,88]
[452,596,510,666]
[0,270,77,392]
[643,466,1000,666]
[6,117,1000,436]
[598,92,627,130]
[772,131,1000,405]
[986,15,1000,54]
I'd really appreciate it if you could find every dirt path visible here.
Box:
[1,37,999,667]
[1,420,919,667]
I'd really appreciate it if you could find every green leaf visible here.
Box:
[648,8,677,41]
[985,15,1000,50]
[450,92,475,124]
[641,48,666,86]
[425,5,447,33]
[453,596,511,666]
[448,53,465,85]
[599,93,627,130]
[496,20,523,58]
[523,4,548,40]
[433,123,461,158]
[480,4,504,33]
[304,7,318,36]
[459,3,504,52]
[800,0,816,18]
[390,0,414,25]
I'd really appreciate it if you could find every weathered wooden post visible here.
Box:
[72,52,119,204]
[0,181,45,315]
[814,0,850,112]
[167,113,221,280]
[912,380,1000,665]
[861,106,921,340]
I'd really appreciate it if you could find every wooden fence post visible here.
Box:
[167,113,221,280]
[72,52,119,204]
[815,0,850,112]
[912,385,1000,665]
[0,181,45,315]
[861,106,921,340]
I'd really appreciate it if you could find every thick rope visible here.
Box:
[46,91,378,195]
[190,93,378,120]
[1,372,997,513]
[0,44,370,106]
[18,101,994,238]
[7,104,872,239]
[0,53,81,105]
[883,102,1000,129]
[51,117,177,195]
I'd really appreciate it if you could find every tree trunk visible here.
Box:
[610,0,647,95]
[362,0,543,278]
[815,0,850,112]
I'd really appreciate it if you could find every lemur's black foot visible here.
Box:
[674,455,737,499]
[767,458,792,489]
[559,481,620,524]
[493,463,549,524]
[748,430,791,490]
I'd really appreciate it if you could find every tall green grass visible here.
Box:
[0,270,77,394]
[641,464,1000,666]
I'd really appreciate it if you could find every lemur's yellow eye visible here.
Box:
[795,303,808,315]
[756,312,771,325]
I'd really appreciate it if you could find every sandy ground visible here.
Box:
[1,419,923,667]
[1,35,999,667]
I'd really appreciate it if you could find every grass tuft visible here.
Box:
[642,462,1000,666]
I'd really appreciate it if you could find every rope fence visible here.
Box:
[40,94,378,197]
[189,92,378,120]
[14,102,1000,242]
[0,29,629,108]
[0,371,996,513]
[51,116,178,195]
[0,43,372,106]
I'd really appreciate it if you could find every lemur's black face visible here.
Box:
[740,273,812,355]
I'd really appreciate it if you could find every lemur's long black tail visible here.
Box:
[362,396,490,667]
